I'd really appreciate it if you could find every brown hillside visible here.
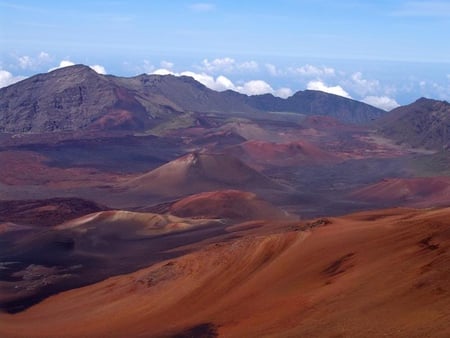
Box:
[377,97,450,150]
[350,176,450,208]
[169,189,293,220]
[1,207,449,337]
[119,152,283,198]
[228,139,339,167]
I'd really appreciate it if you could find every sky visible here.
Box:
[1,0,450,110]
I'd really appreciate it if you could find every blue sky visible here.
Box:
[1,0,450,110]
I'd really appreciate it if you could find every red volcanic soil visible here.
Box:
[0,151,123,187]
[89,109,142,130]
[169,190,292,220]
[0,198,107,227]
[351,176,450,207]
[119,152,283,199]
[228,139,338,167]
[2,207,450,337]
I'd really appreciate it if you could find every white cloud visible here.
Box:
[275,87,293,98]
[347,72,380,96]
[414,79,450,101]
[202,57,235,73]
[48,60,106,74]
[362,96,400,111]
[152,69,233,91]
[291,64,335,77]
[307,80,351,98]
[200,57,259,73]
[189,3,215,12]
[38,51,51,61]
[151,68,291,98]
[160,60,174,69]
[48,60,75,72]
[238,60,259,71]
[153,68,174,76]
[181,71,230,91]
[17,51,52,70]
[59,60,75,68]
[215,75,235,90]
[237,80,273,96]
[90,64,106,74]
[142,60,155,74]
[18,56,33,69]
[0,69,26,88]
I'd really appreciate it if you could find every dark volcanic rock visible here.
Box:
[0,65,127,132]
[0,197,107,227]
[377,97,450,150]
[0,64,385,133]
[110,74,258,114]
[248,90,384,124]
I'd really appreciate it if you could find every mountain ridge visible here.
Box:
[377,97,450,150]
[0,64,385,133]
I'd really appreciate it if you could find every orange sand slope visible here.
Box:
[119,152,283,198]
[1,207,450,337]
[169,189,293,220]
[351,176,450,207]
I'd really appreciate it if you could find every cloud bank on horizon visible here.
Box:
[1,1,449,111]
[2,53,449,111]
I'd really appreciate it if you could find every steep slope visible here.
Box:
[169,189,292,220]
[110,74,257,114]
[0,210,222,313]
[0,65,152,132]
[377,97,450,150]
[1,207,449,337]
[119,152,283,198]
[0,65,386,133]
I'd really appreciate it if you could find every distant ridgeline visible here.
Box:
[0,64,384,133]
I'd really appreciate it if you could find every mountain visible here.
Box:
[0,65,154,132]
[248,90,385,123]
[0,65,247,133]
[0,65,385,133]
[377,97,450,150]
[110,73,257,114]
[118,152,283,200]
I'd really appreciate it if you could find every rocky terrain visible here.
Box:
[377,97,450,150]
[0,65,383,133]
[1,64,450,337]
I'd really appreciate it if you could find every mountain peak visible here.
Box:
[378,97,450,150]
[50,63,93,71]
[0,66,387,134]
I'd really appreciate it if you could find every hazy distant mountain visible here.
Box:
[0,64,384,133]
[248,90,384,124]
[377,98,450,150]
